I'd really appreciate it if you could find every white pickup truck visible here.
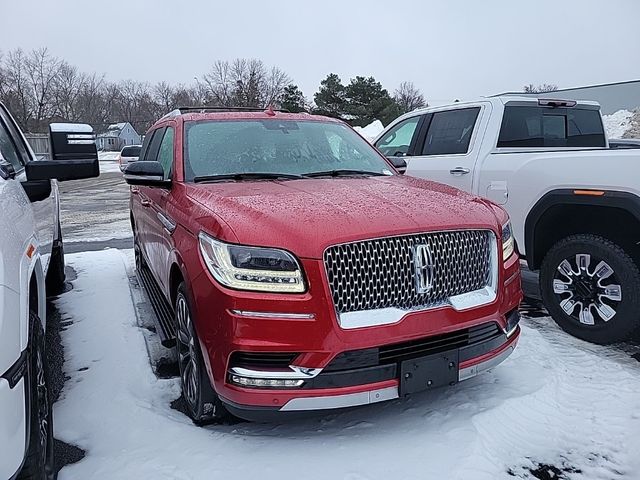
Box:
[374,96,640,344]
[0,101,98,480]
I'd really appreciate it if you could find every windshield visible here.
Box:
[183,119,393,181]
[121,146,141,157]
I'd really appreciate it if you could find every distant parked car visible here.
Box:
[118,145,142,172]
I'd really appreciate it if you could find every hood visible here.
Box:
[187,176,499,259]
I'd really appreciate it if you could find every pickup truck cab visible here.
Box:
[375,96,640,344]
[0,102,98,479]
[125,107,522,423]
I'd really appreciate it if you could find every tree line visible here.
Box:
[0,48,427,134]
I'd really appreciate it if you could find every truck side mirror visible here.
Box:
[26,123,100,182]
[387,155,407,175]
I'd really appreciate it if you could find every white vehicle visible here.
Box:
[374,96,640,344]
[118,144,142,172]
[0,102,98,480]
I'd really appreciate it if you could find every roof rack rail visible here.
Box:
[177,106,291,114]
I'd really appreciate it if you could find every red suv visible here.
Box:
[125,107,522,423]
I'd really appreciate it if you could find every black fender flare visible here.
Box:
[524,189,640,270]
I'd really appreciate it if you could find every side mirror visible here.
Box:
[26,123,100,182]
[387,155,407,175]
[123,161,171,187]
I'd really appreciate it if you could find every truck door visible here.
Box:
[404,106,484,193]
[0,107,55,270]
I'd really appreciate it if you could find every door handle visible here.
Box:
[450,167,470,176]
[131,187,140,195]
[141,199,151,207]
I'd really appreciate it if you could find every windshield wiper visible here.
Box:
[304,169,388,178]
[194,172,305,183]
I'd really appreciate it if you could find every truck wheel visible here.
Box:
[175,282,228,425]
[45,223,66,295]
[540,234,640,344]
[18,312,54,480]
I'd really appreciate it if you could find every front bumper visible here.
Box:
[190,251,522,419]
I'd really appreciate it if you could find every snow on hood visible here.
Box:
[186,176,498,258]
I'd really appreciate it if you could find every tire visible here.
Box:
[18,312,55,480]
[540,234,640,344]
[175,282,228,425]
[45,224,65,296]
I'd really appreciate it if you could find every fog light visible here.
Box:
[505,309,520,337]
[230,375,304,388]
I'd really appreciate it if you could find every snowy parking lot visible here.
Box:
[48,250,640,479]
[46,172,640,480]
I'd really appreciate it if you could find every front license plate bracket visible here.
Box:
[399,350,459,396]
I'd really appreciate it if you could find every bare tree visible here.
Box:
[26,48,61,131]
[203,58,291,108]
[523,83,559,94]
[393,81,427,114]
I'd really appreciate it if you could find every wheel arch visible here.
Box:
[525,189,640,270]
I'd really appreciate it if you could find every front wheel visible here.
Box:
[540,234,640,344]
[18,312,55,479]
[175,282,228,425]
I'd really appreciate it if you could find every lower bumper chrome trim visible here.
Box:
[458,344,515,381]
[280,385,399,411]
[230,310,315,320]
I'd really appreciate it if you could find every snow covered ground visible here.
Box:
[53,250,640,480]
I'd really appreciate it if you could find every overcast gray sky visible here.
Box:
[2,0,639,103]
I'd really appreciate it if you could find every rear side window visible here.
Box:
[375,116,420,157]
[497,106,606,148]
[422,107,480,155]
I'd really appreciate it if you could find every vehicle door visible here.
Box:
[0,106,55,271]
[405,105,486,193]
[142,126,175,293]
[134,128,165,270]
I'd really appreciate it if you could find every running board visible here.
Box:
[138,264,177,347]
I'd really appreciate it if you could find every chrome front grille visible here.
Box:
[324,230,495,315]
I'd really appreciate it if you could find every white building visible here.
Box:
[96,122,142,151]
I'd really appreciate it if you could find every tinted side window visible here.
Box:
[0,120,23,172]
[497,106,605,148]
[144,127,166,162]
[375,116,420,157]
[156,127,174,180]
[422,108,480,155]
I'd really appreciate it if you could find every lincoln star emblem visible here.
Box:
[413,244,435,294]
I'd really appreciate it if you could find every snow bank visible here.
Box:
[98,151,120,162]
[602,109,634,138]
[54,250,640,480]
[354,120,385,142]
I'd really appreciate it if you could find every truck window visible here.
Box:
[375,116,420,157]
[497,106,606,148]
[421,108,480,155]
[0,120,24,172]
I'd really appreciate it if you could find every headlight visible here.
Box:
[502,222,515,261]
[198,232,305,293]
